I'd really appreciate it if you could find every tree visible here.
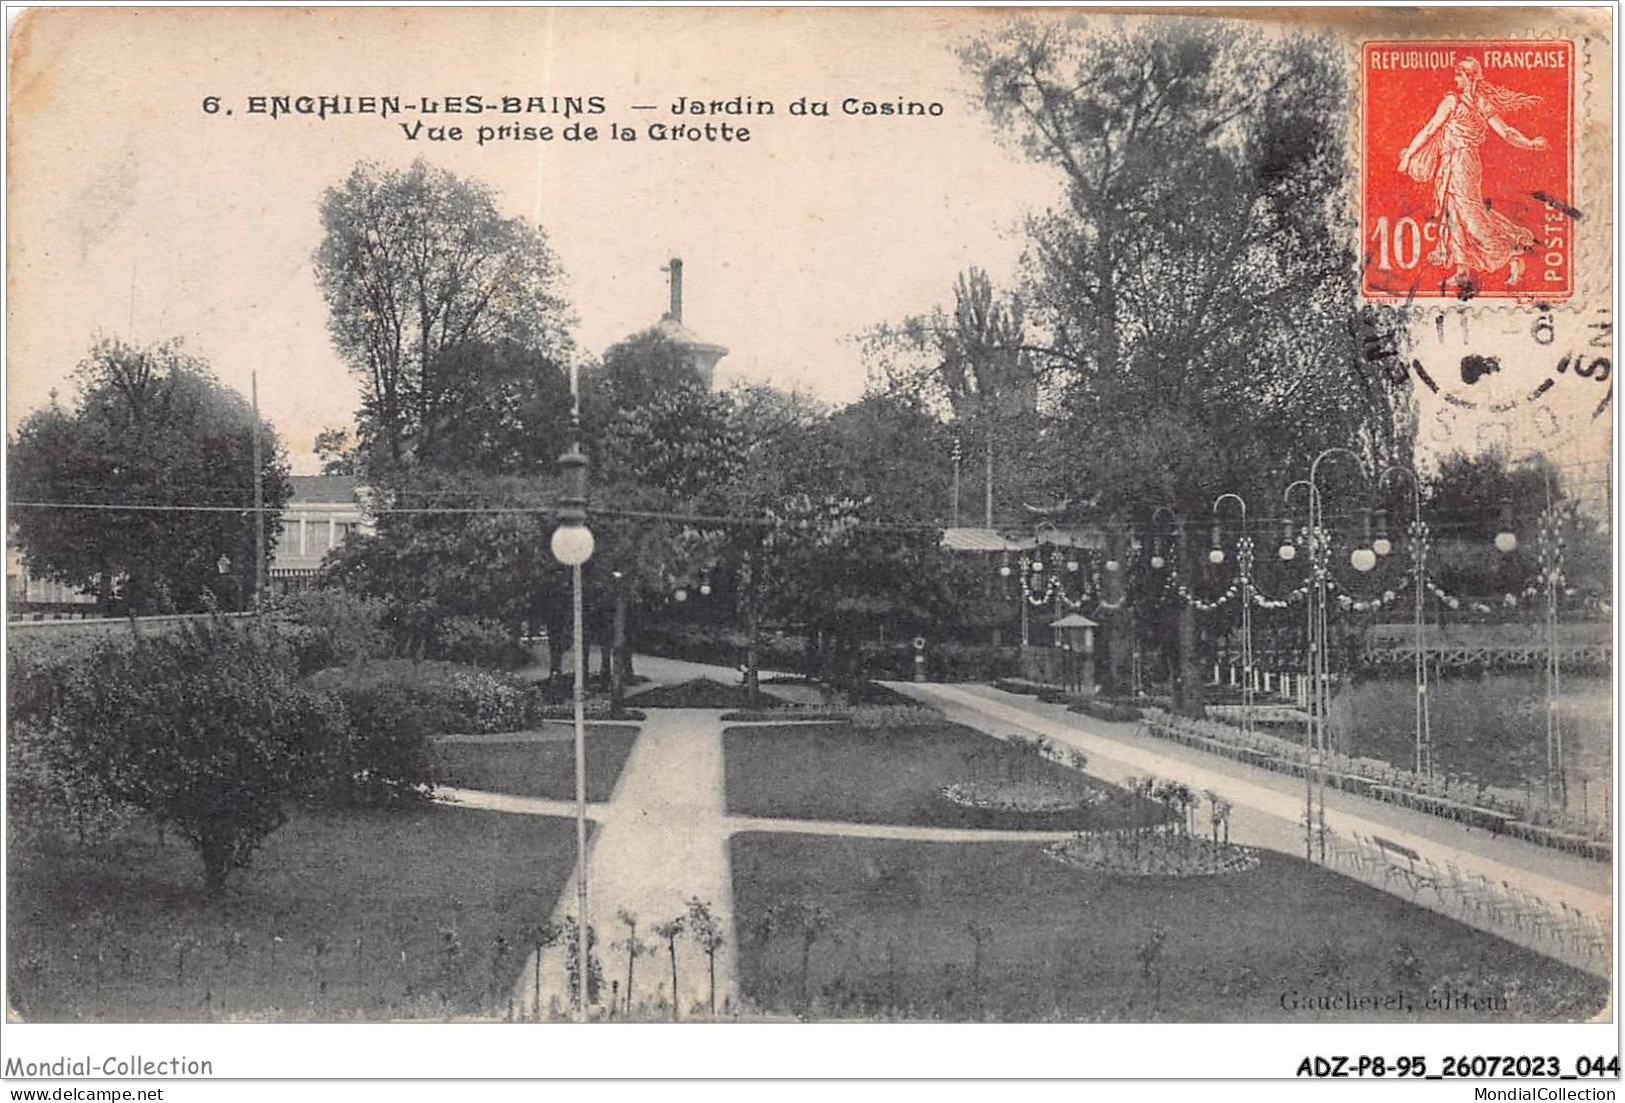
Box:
[965,920,993,1014]
[780,899,838,1012]
[589,330,709,415]
[313,426,362,476]
[8,339,292,615]
[759,493,952,699]
[320,475,569,658]
[961,18,1414,711]
[403,339,574,476]
[613,908,649,1016]
[313,159,574,468]
[864,269,1053,526]
[562,916,603,1010]
[685,897,726,1017]
[1421,448,1606,604]
[703,384,831,702]
[652,917,685,1020]
[525,920,563,1020]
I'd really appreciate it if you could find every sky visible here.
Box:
[7,6,1611,485]
[7,7,1059,472]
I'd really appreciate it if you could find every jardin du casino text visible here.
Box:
[230,92,946,144]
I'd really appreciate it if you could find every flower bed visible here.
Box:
[1068,698,1143,723]
[940,778,1108,814]
[1045,831,1261,878]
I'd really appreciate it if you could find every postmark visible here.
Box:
[1361,40,1577,303]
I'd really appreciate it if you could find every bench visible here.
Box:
[1370,835,1444,901]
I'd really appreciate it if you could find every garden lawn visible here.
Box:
[724,720,1165,831]
[8,805,582,1022]
[431,724,640,801]
[730,833,1607,1022]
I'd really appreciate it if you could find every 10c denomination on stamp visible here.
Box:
[1362,40,1576,302]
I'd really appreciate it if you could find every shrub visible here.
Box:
[273,588,393,672]
[929,642,1022,682]
[326,683,435,805]
[6,713,131,850]
[46,618,339,896]
[433,615,530,670]
[304,660,534,735]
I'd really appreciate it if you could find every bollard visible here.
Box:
[912,636,927,683]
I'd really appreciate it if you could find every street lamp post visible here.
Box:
[1283,480,1314,861]
[551,365,596,1022]
[1212,494,1253,739]
[1379,466,1432,778]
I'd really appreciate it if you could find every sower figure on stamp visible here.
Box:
[1397,57,1549,290]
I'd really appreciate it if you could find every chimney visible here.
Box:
[667,257,683,322]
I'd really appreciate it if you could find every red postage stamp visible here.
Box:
[1361,40,1576,301]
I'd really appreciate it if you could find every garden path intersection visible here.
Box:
[435,707,1081,1019]
[435,662,1609,1018]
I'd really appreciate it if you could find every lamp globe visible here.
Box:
[551,524,595,567]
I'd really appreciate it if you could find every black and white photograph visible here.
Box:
[2,3,1616,1084]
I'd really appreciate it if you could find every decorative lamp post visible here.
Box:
[1379,466,1431,777]
[551,365,594,1022]
[1531,478,1568,809]
[1213,493,1253,739]
[1283,479,1315,860]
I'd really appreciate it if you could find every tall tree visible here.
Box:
[962,18,1415,710]
[313,426,362,476]
[313,158,575,469]
[558,334,750,704]
[864,269,1053,526]
[1423,448,1605,602]
[320,471,568,655]
[9,338,291,614]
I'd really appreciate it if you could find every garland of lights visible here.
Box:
[1002,508,1583,619]
[1018,550,1102,610]
[1537,503,1570,594]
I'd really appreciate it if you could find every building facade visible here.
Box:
[268,475,371,592]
